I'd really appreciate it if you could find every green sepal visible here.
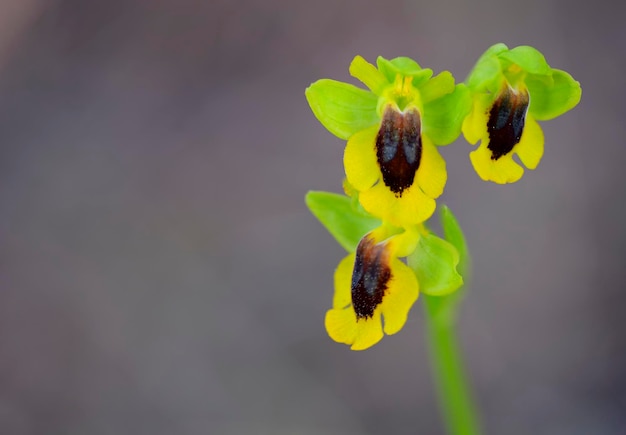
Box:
[526,69,582,121]
[305,191,381,252]
[466,43,508,92]
[376,56,433,86]
[408,232,463,296]
[422,84,472,145]
[499,45,550,75]
[305,79,379,140]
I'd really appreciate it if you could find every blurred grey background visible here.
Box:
[0,0,623,434]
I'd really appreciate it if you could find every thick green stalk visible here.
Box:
[423,294,481,435]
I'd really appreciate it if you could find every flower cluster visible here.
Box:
[305,45,580,350]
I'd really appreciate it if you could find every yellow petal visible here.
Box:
[416,137,447,199]
[325,308,358,346]
[462,95,491,144]
[395,185,436,225]
[387,227,420,258]
[358,182,394,221]
[381,259,419,335]
[359,181,435,227]
[333,254,355,309]
[326,304,385,351]
[351,308,384,350]
[469,142,524,184]
[514,115,544,170]
[344,126,380,191]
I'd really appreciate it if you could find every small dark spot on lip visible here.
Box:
[351,235,392,320]
[487,86,529,160]
[376,106,422,197]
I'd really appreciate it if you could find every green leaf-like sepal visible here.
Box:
[499,45,550,75]
[526,69,582,121]
[408,232,463,296]
[422,83,472,145]
[305,191,381,252]
[376,56,433,87]
[466,43,508,92]
[305,79,379,140]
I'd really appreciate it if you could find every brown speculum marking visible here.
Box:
[351,236,392,320]
[376,106,422,197]
[487,86,530,160]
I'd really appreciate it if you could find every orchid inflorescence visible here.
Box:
[305,44,581,350]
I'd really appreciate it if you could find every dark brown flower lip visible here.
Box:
[351,235,391,319]
[376,105,422,197]
[487,86,530,160]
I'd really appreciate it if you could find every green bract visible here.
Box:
[440,205,469,279]
[305,191,380,252]
[418,206,469,321]
[408,232,463,297]
[407,206,467,298]
[305,55,471,145]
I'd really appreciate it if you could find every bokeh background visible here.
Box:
[0,0,624,433]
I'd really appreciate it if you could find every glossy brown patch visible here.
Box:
[376,106,422,197]
[487,86,530,160]
[351,236,392,320]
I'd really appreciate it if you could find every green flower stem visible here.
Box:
[423,293,482,435]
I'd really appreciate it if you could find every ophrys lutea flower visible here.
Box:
[462,44,582,183]
[306,56,471,227]
[325,225,421,350]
